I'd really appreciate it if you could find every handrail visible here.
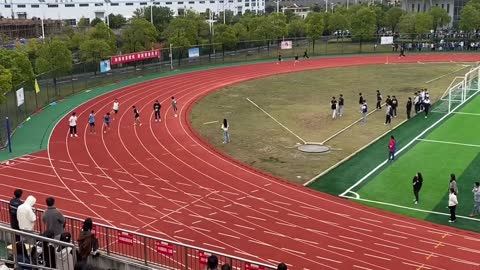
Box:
[0,199,276,269]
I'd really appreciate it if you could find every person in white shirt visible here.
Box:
[17,195,36,232]
[221,119,231,144]
[112,99,119,120]
[68,112,78,137]
[423,97,431,118]
[448,187,458,223]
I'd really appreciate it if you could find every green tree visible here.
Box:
[122,18,158,53]
[459,4,480,32]
[399,13,416,39]
[87,21,117,52]
[80,39,112,73]
[305,12,325,51]
[163,11,209,45]
[77,17,90,33]
[287,19,306,38]
[0,50,34,87]
[414,13,433,37]
[232,23,248,41]
[385,7,404,33]
[69,32,86,50]
[108,13,127,29]
[90,17,103,27]
[429,6,451,34]
[254,13,287,40]
[36,39,72,79]
[350,7,376,51]
[134,6,174,35]
[0,65,13,102]
[214,24,238,50]
[328,11,349,35]
[23,38,42,64]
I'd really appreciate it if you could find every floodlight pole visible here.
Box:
[169,43,173,70]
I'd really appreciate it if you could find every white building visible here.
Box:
[401,0,463,27]
[0,0,265,26]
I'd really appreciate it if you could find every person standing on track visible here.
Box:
[103,112,111,133]
[376,90,382,110]
[68,112,78,137]
[171,96,178,117]
[277,54,282,64]
[88,110,96,134]
[294,55,299,67]
[448,187,458,223]
[412,172,423,204]
[112,99,119,120]
[338,94,344,117]
[153,100,162,122]
[132,106,142,126]
[406,97,413,119]
[331,96,337,119]
[470,182,480,217]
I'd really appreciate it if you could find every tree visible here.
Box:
[305,12,325,51]
[80,39,112,73]
[459,4,480,32]
[287,19,306,38]
[77,17,90,33]
[90,18,103,27]
[218,10,235,24]
[134,6,174,35]
[265,5,275,14]
[163,11,208,46]
[87,21,117,52]
[414,13,433,37]
[214,24,238,50]
[399,13,416,39]
[328,11,349,35]
[0,50,34,88]
[232,23,248,41]
[350,7,376,51]
[385,7,404,33]
[36,39,72,80]
[254,13,287,40]
[429,7,451,34]
[122,18,158,53]
[0,65,13,102]
[23,38,42,64]
[108,14,127,29]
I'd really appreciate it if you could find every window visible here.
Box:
[210,0,215,3]
[219,0,223,2]
[447,4,450,13]
[140,2,148,5]
[5,4,10,8]
[423,3,426,11]
[17,4,26,8]
[411,3,414,11]
[125,2,134,5]
[95,3,103,6]
[48,4,59,7]
[153,1,160,4]
[189,1,194,3]
[31,4,39,7]
[178,8,185,15]
[245,2,249,6]
[65,4,75,7]
[178,1,184,4]
[441,3,444,9]
[417,3,420,12]
[64,19,76,25]
[166,1,172,4]
[229,0,233,2]
[84,18,90,24]
[79,3,89,7]
[111,3,119,6]
[200,1,205,3]
[237,0,242,2]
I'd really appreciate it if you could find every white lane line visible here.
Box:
[427,230,450,236]
[102,185,118,190]
[411,250,437,257]
[299,205,320,211]
[402,262,432,270]
[275,222,296,228]
[191,227,211,232]
[137,214,156,220]
[94,194,109,198]
[359,217,382,223]
[264,183,272,187]
[392,223,416,230]
[353,265,373,270]
[176,182,193,187]
[287,213,308,219]
[383,233,408,239]
[146,229,167,235]
[316,256,342,264]
[175,236,195,243]
[139,203,156,208]
[191,220,202,225]
[114,170,128,174]
[327,245,354,253]
[80,172,92,175]
[246,216,267,222]
[119,223,138,229]
[208,197,226,202]
[218,232,241,239]
[420,239,439,245]
[125,190,140,194]
[140,183,155,188]
[305,228,329,234]
[163,220,181,226]
[90,204,107,209]
[264,231,286,237]
[458,247,480,254]
[146,194,162,199]
[464,236,480,242]
[62,177,78,182]
[97,174,110,179]
[171,199,187,204]
[118,179,133,184]
[349,226,372,232]
[249,240,272,247]
[73,189,87,193]
[417,138,480,148]
[160,187,178,193]
[114,209,130,214]
[273,200,291,206]
[259,207,279,213]
[194,204,212,210]
[223,210,238,215]
[59,160,71,164]
[233,224,255,230]
[373,243,399,250]
[174,229,184,233]
[450,258,479,266]
[59,168,73,172]
[203,242,225,249]
[184,192,202,198]
[363,253,391,261]
[116,198,133,203]
[133,173,149,178]
[339,235,362,242]
[281,248,306,256]
[294,238,318,245]
[76,163,89,167]
[251,189,259,193]
[222,191,239,196]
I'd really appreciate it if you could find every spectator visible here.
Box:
[16,241,31,270]
[17,195,36,233]
[449,174,458,195]
[56,232,75,270]
[470,182,480,217]
[9,189,23,241]
[448,187,458,223]
[361,100,368,123]
[207,255,218,270]
[39,230,56,269]
[42,197,65,240]
[277,262,288,270]
[221,264,231,270]
[406,97,412,119]
[78,218,99,262]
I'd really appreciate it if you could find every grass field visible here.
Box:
[190,62,470,184]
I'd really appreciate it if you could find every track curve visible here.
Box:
[8,54,480,270]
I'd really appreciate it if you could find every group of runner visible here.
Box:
[68,97,178,137]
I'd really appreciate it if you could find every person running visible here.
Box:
[388,135,396,161]
[153,100,161,122]
[103,112,111,134]
[406,97,412,119]
[69,112,78,137]
[385,104,392,125]
[423,97,431,118]
[399,44,406,57]
[391,96,398,117]
[361,100,368,123]
[294,55,299,66]
[358,92,365,112]
[412,172,423,204]
[112,99,119,120]
[132,106,142,126]
[330,96,337,119]
[448,187,458,223]
[221,119,231,144]
[88,110,96,134]
[470,182,480,217]
[303,50,309,59]
[338,94,344,117]
[277,54,282,64]
[376,90,382,110]
[171,96,178,117]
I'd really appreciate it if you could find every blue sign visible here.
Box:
[100,60,111,73]
[188,47,200,58]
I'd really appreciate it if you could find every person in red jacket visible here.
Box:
[388,136,396,161]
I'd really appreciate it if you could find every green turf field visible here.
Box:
[341,87,480,232]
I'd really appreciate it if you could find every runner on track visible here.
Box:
[112,99,119,120]
[153,100,161,122]
[103,112,111,133]
[132,106,142,126]
[88,110,96,134]
[171,97,178,118]
[69,112,78,137]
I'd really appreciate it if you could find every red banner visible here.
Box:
[111,49,160,65]
[117,232,134,246]
[245,263,266,270]
[198,251,212,265]
[155,241,174,256]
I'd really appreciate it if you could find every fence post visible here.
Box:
[6,117,11,153]
[105,227,110,255]
[184,246,188,270]
[143,236,148,266]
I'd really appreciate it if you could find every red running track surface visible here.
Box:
[2,54,480,270]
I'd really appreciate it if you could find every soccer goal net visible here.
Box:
[434,64,480,113]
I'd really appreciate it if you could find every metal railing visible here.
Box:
[0,200,276,270]
[0,224,76,270]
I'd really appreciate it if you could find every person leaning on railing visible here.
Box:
[42,197,66,240]
[77,218,100,262]
[8,189,23,241]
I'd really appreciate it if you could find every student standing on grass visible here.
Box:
[385,104,392,125]
[112,99,119,120]
[221,119,231,144]
[449,174,458,195]
[359,93,365,112]
[331,96,337,119]
[448,187,458,223]
[88,110,96,134]
[376,90,382,110]
[388,136,396,161]
[153,100,161,122]
[412,172,423,204]
[361,100,368,123]
[406,97,412,119]
[69,112,78,137]
[132,106,142,126]
[470,182,480,217]
[391,96,398,117]
[413,92,420,114]
[424,97,431,118]
[171,96,178,117]
[338,94,344,117]
[103,112,111,133]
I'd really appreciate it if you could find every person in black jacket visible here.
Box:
[39,230,56,268]
[413,172,423,204]
[406,97,412,119]
[9,189,23,241]
[358,92,364,112]
[376,90,382,110]
[153,100,161,122]
[391,96,398,117]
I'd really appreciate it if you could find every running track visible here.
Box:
[2,54,480,270]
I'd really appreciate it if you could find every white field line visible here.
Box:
[246,97,306,144]
[342,195,480,222]
[339,89,480,197]
[452,111,480,116]
[425,65,471,84]
[417,139,480,148]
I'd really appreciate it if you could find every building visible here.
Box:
[0,18,62,39]
[401,0,460,27]
[0,0,265,26]
[281,5,310,18]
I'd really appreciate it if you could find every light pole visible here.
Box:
[169,43,173,70]
[330,2,335,13]
[325,0,328,12]
[273,0,279,13]
[150,0,154,25]
[104,0,111,27]
[39,0,45,39]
